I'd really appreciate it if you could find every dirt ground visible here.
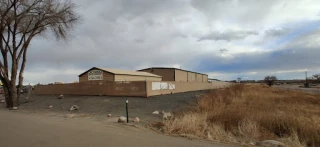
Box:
[0,108,238,147]
[0,90,241,147]
[2,91,207,125]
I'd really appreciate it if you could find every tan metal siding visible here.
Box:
[203,75,208,82]
[196,74,203,82]
[187,72,196,82]
[140,68,174,81]
[174,69,188,82]
[114,75,162,82]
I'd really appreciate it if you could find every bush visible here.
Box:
[162,84,320,147]
[264,76,277,86]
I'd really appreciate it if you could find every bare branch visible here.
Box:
[0,0,80,107]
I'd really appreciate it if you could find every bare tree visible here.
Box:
[264,75,277,87]
[0,0,79,108]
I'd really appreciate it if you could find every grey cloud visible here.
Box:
[191,0,281,24]
[220,48,228,53]
[198,30,259,41]
[265,28,289,37]
[134,38,145,43]
[24,0,199,70]
[19,0,320,84]
[192,30,320,76]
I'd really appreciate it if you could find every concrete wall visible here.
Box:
[33,81,147,97]
[174,69,188,82]
[140,68,174,81]
[114,75,162,82]
[79,71,114,83]
[146,81,233,96]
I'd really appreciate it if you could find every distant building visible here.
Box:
[208,78,221,82]
[138,67,208,82]
[78,67,162,83]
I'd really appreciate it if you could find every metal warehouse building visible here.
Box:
[79,67,162,83]
[138,67,208,82]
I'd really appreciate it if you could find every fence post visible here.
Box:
[126,99,129,123]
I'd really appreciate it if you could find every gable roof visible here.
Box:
[79,67,162,77]
[138,67,208,76]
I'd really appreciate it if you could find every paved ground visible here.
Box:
[274,84,320,95]
[0,109,238,147]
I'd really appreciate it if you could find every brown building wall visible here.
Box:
[79,72,89,83]
[146,81,233,96]
[79,70,114,83]
[174,69,188,82]
[114,75,162,82]
[140,68,174,81]
[187,72,196,82]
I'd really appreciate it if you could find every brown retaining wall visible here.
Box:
[33,81,232,97]
[33,81,147,97]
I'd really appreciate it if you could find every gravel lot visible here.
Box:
[3,91,207,125]
[274,84,320,95]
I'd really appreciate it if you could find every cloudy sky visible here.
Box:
[24,0,320,84]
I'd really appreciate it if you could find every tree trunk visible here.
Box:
[10,56,19,107]
[3,86,11,108]
[12,88,19,107]
[7,84,19,107]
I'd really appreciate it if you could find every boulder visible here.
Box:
[118,116,126,123]
[152,111,159,115]
[107,114,112,117]
[48,105,53,109]
[257,140,284,147]
[65,114,77,118]
[69,105,79,111]
[133,117,140,123]
[162,111,173,120]
[58,94,64,99]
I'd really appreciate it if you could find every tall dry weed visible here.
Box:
[162,84,320,147]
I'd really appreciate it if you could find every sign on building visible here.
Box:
[169,83,175,89]
[152,82,161,90]
[88,70,103,80]
[160,82,168,89]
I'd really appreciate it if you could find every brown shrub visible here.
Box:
[163,84,320,147]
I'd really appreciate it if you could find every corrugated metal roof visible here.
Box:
[100,68,161,77]
[77,67,161,77]
[138,67,208,76]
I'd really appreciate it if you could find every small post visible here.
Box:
[126,99,129,123]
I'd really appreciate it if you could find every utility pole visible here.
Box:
[305,71,309,88]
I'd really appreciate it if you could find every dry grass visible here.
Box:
[161,84,320,147]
